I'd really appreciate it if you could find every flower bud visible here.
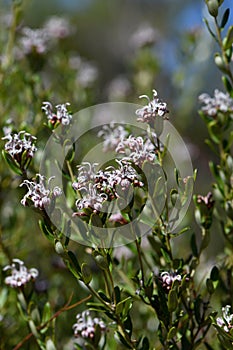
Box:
[206,0,219,17]
[55,241,64,255]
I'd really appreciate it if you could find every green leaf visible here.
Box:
[220,8,230,28]
[161,248,171,264]
[140,336,150,350]
[124,315,133,337]
[116,331,132,349]
[68,251,81,274]
[39,220,54,241]
[206,278,214,294]
[203,18,218,42]
[167,326,176,340]
[46,339,57,350]
[190,233,198,257]
[224,26,233,50]
[81,263,92,284]
[42,302,52,324]
[2,150,22,175]
[210,266,219,281]
[168,289,178,312]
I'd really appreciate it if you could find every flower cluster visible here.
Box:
[98,122,128,152]
[72,161,143,213]
[20,27,49,55]
[159,271,182,292]
[116,135,156,167]
[73,310,107,340]
[44,16,71,40]
[131,23,157,49]
[197,192,215,209]
[20,174,62,210]
[76,61,99,88]
[42,101,72,126]
[2,131,37,161]
[199,89,233,118]
[136,89,169,124]
[216,305,233,333]
[3,259,39,288]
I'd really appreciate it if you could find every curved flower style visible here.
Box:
[2,131,37,160]
[42,101,72,126]
[216,305,233,333]
[20,174,62,210]
[73,310,107,340]
[136,89,169,123]
[98,122,128,152]
[75,183,108,212]
[3,259,39,288]
[20,27,49,55]
[116,135,156,167]
[199,89,233,118]
[159,271,182,292]
[73,160,143,214]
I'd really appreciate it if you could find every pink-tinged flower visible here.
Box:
[136,89,169,123]
[73,310,107,340]
[116,135,156,167]
[2,131,37,160]
[42,101,72,126]
[44,16,71,39]
[199,89,233,118]
[98,122,128,152]
[159,271,182,292]
[216,305,233,332]
[20,27,49,55]
[3,259,38,288]
[20,174,62,210]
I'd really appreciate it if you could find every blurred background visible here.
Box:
[0,0,232,348]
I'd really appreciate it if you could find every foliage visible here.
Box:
[0,0,233,349]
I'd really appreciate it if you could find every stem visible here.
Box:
[214,18,233,84]
[2,1,20,71]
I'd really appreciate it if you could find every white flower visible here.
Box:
[72,160,143,213]
[20,174,62,210]
[136,89,169,123]
[73,310,107,340]
[199,89,233,117]
[42,101,72,126]
[131,23,157,49]
[75,183,108,212]
[44,16,71,39]
[98,122,128,152]
[20,27,49,55]
[216,305,233,332]
[2,131,37,159]
[159,271,182,292]
[76,62,98,88]
[116,135,156,167]
[3,259,39,288]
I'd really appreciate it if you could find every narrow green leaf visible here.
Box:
[2,150,22,175]
[39,220,54,241]
[168,289,178,312]
[224,26,233,50]
[81,263,92,284]
[220,8,230,28]
[116,331,132,349]
[167,326,176,340]
[68,251,81,274]
[140,336,150,350]
[161,248,171,264]
[210,266,219,281]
